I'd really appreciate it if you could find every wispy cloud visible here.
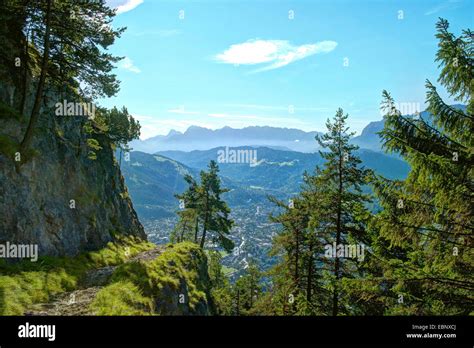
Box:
[168,108,201,115]
[214,39,337,72]
[425,0,462,15]
[224,103,333,112]
[207,113,306,124]
[106,0,143,14]
[119,57,141,73]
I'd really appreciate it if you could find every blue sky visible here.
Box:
[102,0,473,139]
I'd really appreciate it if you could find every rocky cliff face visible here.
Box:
[0,27,145,257]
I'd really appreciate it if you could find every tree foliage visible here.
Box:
[175,161,234,252]
[360,18,474,315]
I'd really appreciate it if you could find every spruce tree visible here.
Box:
[308,108,372,315]
[232,261,262,315]
[175,161,234,252]
[267,195,310,314]
[365,18,473,315]
[170,208,197,243]
[267,109,371,315]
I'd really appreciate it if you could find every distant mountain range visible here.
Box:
[120,152,198,219]
[122,146,410,221]
[130,105,467,154]
[159,146,410,191]
[130,125,322,153]
[121,151,271,219]
[129,121,383,154]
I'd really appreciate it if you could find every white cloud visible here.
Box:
[207,113,307,124]
[425,0,462,15]
[214,39,337,72]
[224,103,332,112]
[106,0,143,14]
[119,57,141,73]
[168,108,201,115]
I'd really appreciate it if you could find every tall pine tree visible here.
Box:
[360,18,473,315]
[267,109,372,315]
[175,161,234,252]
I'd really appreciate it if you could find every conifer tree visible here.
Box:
[207,250,233,315]
[175,161,234,252]
[170,208,197,243]
[307,109,372,315]
[363,18,473,315]
[267,109,371,315]
[232,261,262,315]
[8,0,124,154]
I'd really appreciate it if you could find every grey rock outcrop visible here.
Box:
[0,26,145,257]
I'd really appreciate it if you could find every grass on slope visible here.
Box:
[0,235,155,315]
[89,242,209,315]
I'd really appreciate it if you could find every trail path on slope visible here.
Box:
[25,246,163,316]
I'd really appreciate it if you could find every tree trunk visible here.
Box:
[200,221,208,248]
[194,216,199,243]
[294,226,299,287]
[236,289,240,316]
[306,239,314,304]
[332,142,344,316]
[20,0,53,154]
[20,27,30,116]
[180,219,187,242]
[199,192,210,248]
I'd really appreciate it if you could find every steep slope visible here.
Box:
[120,152,198,219]
[351,119,385,151]
[0,53,144,257]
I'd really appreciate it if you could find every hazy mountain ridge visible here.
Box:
[131,125,321,153]
[132,105,467,154]
[120,152,199,219]
[159,146,410,190]
[122,145,410,223]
